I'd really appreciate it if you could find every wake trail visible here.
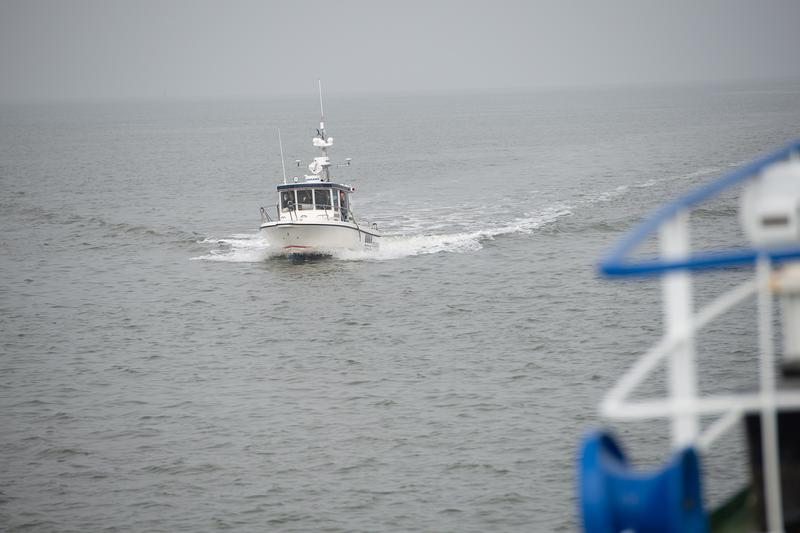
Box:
[192,205,573,263]
[191,165,728,263]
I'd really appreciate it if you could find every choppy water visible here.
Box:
[2,82,800,531]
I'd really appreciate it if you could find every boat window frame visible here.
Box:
[280,190,296,212]
[338,190,349,210]
[314,189,332,210]
[296,189,313,211]
[338,189,349,221]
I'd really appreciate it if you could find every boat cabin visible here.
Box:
[277,182,354,222]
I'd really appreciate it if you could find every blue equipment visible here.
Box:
[578,431,708,533]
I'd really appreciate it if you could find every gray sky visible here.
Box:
[1,0,799,101]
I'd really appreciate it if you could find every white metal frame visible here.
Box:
[600,210,800,533]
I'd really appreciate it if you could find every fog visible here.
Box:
[1,0,799,101]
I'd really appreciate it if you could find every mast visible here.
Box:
[278,128,287,185]
[318,79,330,182]
[318,79,325,124]
[306,80,339,183]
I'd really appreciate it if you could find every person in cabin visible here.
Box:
[281,191,293,212]
[339,190,348,221]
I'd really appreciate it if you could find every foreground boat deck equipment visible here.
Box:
[578,139,800,533]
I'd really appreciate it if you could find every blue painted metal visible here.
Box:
[599,139,800,277]
[578,431,708,533]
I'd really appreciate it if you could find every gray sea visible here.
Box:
[2,81,800,532]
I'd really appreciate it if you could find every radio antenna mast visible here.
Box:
[316,80,332,182]
[318,79,325,122]
[278,128,287,185]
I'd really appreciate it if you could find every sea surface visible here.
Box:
[2,81,800,532]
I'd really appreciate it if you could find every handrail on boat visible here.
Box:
[348,207,363,237]
[588,139,800,533]
[599,138,800,277]
[259,206,273,223]
[260,204,376,231]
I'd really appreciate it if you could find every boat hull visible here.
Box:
[260,221,379,255]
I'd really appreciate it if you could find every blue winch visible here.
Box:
[578,431,706,533]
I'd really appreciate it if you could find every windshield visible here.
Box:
[296,189,313,210]
[280,191,294,211]
[314,189,331,210]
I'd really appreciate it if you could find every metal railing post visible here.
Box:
[757,254,784,533]
[659,209,700,448]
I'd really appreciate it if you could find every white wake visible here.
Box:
[191,205,573,263]
[191,165,726,264]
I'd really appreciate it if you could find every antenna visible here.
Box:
[278,128,287,185]
[316,79,331,182]
[318,79,325,121]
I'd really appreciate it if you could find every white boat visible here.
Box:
[259,85,380,256]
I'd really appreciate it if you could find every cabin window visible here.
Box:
[296,189,313,210]
[314,189,331,210]
[338,190,349,220]
[280,191,295,211]
[333,191,340,210]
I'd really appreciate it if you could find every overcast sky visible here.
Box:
[1,0,799,101]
